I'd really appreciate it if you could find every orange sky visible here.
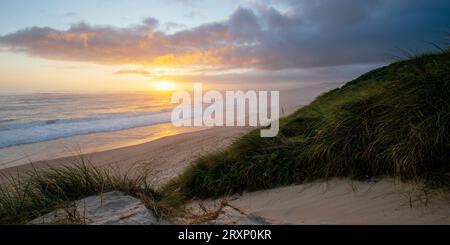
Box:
[1,0,449,93]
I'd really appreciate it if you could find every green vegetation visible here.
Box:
[162,51,450,202]
[0,160,161,224]
[1,51,449,224]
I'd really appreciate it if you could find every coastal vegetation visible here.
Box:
[1,49,449,224]
[0,161,161,224]
[162,50,450,203]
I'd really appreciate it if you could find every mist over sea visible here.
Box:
[0,92,175,148]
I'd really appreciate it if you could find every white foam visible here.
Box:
[0,110,173,148]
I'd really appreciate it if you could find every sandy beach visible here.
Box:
[0,87,448,225]
[0,126,251,186]
[0,87,312,171]
[2,1,450,235]
[2,123,448,225]
[0,122,208,170]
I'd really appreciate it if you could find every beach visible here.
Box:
[2,122,449,225]
[2,0,450,234]
[0,122,204,169]
[0,87,315,170]
[0,126,251,186]
[1,84,449,225]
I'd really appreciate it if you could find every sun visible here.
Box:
[151,80,177,91]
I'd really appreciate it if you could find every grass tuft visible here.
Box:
[163,51,450,201]
[0,159,161,224]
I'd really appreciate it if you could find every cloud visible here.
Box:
[114,69,151,75]
[0,0,449,71]
[162,63,379,86]
[163,22,188,32]
[142,17,159,28]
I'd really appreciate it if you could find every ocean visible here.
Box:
[0,87,322,169]
[0,92,176,149]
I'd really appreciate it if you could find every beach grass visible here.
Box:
[0,159,161,224]
[161,50,450,201]
[1,50,449,224]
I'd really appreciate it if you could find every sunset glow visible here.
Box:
[0,1,449,92]
[151,81,177,91]
[0,0,450,229]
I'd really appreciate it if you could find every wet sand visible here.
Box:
[0,126,250,186]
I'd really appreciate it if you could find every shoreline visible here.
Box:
[0,87,317,170]
[0,100,305,175]
[0,126,251,187]
[1,91,449,225]
[0,122,210,170]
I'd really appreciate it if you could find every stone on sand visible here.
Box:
[30,191,168,225]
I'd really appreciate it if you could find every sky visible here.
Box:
[0,0,450,92]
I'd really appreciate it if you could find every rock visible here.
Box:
[30,191,169,225]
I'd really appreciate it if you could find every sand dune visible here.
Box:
[225,179,450,225]
[1,124,449,225]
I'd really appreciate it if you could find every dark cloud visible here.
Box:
[285,0,383,29]
[0,0,449,70]
[142,17,159,28]
[165,64,379,86]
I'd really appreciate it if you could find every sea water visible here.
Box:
[0,92,175,149]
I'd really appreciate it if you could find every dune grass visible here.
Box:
[161,50,450,202]
[1,50,449,223]
[0,160,161,224]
